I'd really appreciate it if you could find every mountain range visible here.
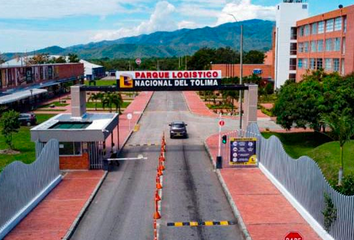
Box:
[3,19,274,60]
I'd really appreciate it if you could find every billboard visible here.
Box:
[116,70,222,91]
[229,137,257,166]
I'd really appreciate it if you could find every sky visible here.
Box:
[0,0,351,53]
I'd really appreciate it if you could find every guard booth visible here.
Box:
[31,86,118,170]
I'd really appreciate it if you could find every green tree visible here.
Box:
[244,50,265,64]
[322,112,354,186]
[54,56,67,63]
[188,47,215,70]
[68,53,80,63]
[0,110,20,149]
[102,92,123,113]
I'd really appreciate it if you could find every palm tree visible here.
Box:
[322,112,354,186]
[88,93,99,110]
[102,92,123,113]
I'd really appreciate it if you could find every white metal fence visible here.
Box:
[0,139,61,239]
[243,123,354,240]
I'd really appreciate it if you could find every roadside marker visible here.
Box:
[167,221,235,227]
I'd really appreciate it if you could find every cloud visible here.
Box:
[178,21,199,29]
[92,1,177,41]
[216,0,276,26]
[0,0,146,19]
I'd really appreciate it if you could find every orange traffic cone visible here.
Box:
[159,162,165,171]
[157,167,163,176]
[156,177,163,189]
[155,190,161,201]
[153,208,161,219]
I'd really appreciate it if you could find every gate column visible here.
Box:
[243,84,258,132]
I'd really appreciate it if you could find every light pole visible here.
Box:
[228,13,243,135]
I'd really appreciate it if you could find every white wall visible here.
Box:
[275,1,308,89]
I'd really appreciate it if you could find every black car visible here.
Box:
[169,121,188,139]
[18,113,37,126]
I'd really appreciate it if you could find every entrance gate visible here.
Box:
[74,70,259,169]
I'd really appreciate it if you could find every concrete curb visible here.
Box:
[63,92,154,239]
[203,141,252,240]
[63,171,108,240]
[117,91,154,156]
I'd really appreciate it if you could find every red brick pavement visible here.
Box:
[6,92,154,240]
[183,91,270,119]
[206,134,321,240]
[5,171,105,240]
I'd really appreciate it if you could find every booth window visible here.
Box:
[59,142,82,156]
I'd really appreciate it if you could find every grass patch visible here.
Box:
[0,114,55,172]
[86,101,130,109]
[261,131,354,186]
[206,103,233,109]
[307,141,354,183]
[261,132,331,159]
[84,80,116,86]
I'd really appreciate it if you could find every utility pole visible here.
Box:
[228,13,243,136]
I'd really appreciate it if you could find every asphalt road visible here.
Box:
[71,92,243,240]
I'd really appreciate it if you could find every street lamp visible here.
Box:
[228,13,243,135]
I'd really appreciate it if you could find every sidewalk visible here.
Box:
[206,134,320,240]
[183,91,270,120]
[5,171,105,240]
[184,91,321,240]
[5,92,153,240]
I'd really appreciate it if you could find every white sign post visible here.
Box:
[127,113,132,131]
[216,113,224,169]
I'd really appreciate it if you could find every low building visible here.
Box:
[79,60,105,80]
[31,86,118,170]
[211,51,274,82]
[0,63,84,109]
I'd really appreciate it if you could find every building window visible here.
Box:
[302,4,307,9]
[304,42,309,53]
[298,42,304,53]
[290,43,297,55]
[289,74,296,81]
[316,58,323,70]
[335,17,342,31]
[311,41,317,52]
[318,21,325,34]
[304,25,310,36]
[342,38,346,54]
[334,38,340,51]
[303,59,308,69]
[326,19,334,32]
[291,27,297,40]
[333,59,340,72]
[59,142,82,156]
[298,59,303,69]
[317,40,324,52]
[310,58,316,70]
[344,17,347,33]
[325,59,332,71]
[289,58,297,71]
[326,39,333,52]
[299,26,304,37]
[311,23,317,35]
[341,59,345,75]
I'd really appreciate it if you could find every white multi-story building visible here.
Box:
[274,0,309,89]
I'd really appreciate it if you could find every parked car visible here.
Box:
[169,121,188,139]
[18,113,37,126]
